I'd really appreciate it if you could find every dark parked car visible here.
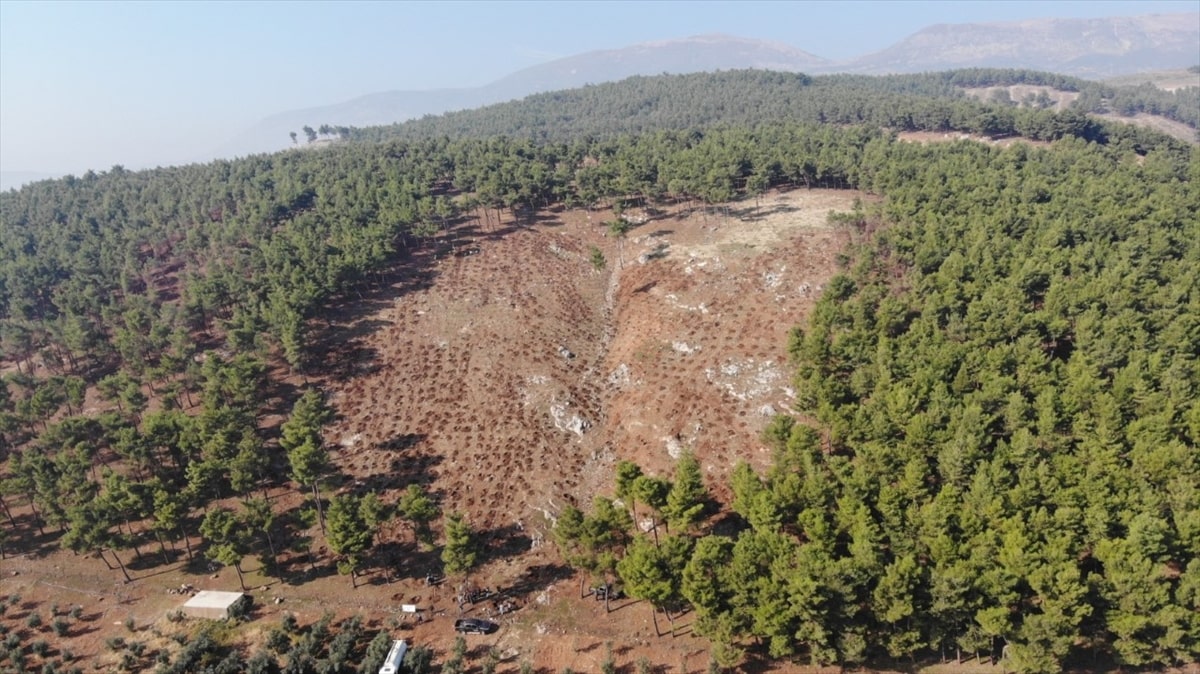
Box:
[454,618,499,634]
[593,584,625,601]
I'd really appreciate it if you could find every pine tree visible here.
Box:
[398,484,438,547]
[665,450,708,531]
[326,493,376,587]
[200,507,249,590]
[441,512,478,579]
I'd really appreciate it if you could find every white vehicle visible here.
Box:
[378,639,408,674]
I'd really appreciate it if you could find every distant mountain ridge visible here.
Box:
[215,34,827,158]
[484,33,827,98]
[216,13,1199,159]
[845,13,1200,76]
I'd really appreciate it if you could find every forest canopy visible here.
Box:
[341,68,1199,145]
[0,67,1196,673]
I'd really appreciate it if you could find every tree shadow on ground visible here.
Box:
[2,512,62,559]
[378,433,424,452]
[457,221,526,244]
[382,450,443,495]
[707,510,747,538]
[65,622,102,640]
[181,553,222,576]
[476,522,532,567]
[522,207,568,228]
[503,563,574,598]
[330,432,438,495]
[322,337,387,384]
[125,546,184,572]
[126,562,186,584]
[575,640,603,654]
[726,201,800,221]
[279,557,339,586]
[256,372,304,430]
[599,596,641,614]
[371,539,443,585]
[304,247,440,383]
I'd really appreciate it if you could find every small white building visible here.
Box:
[180,591,249,620]
[379,639,408,674]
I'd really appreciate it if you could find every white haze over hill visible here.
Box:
[1,1,1196,189]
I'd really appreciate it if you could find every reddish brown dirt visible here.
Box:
[3,188,902,673]
[318,190,855,533]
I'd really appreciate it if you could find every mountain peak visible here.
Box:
[482,33,827,99]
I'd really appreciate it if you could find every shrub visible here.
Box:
[228,597,249,621]
[245,649,279,674]
[357,630,393,673]
[309,611,334,645]
[212,651,244,674]
[50,618,69,637]
[601,642,615,674]
[26,612,42,629]
[105,636,125,651]
[67,606,82,620]
[482,649,500,674]
[30,639,49,656]
[265,626,290,654]
[280,613,298,634]
[404,646,435,674]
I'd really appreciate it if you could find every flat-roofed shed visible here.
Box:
[180,591,248,620]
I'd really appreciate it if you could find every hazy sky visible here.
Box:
[1,0,1195,177]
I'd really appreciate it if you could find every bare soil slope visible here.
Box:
[319,189,855,533]
[1,189,865,672]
